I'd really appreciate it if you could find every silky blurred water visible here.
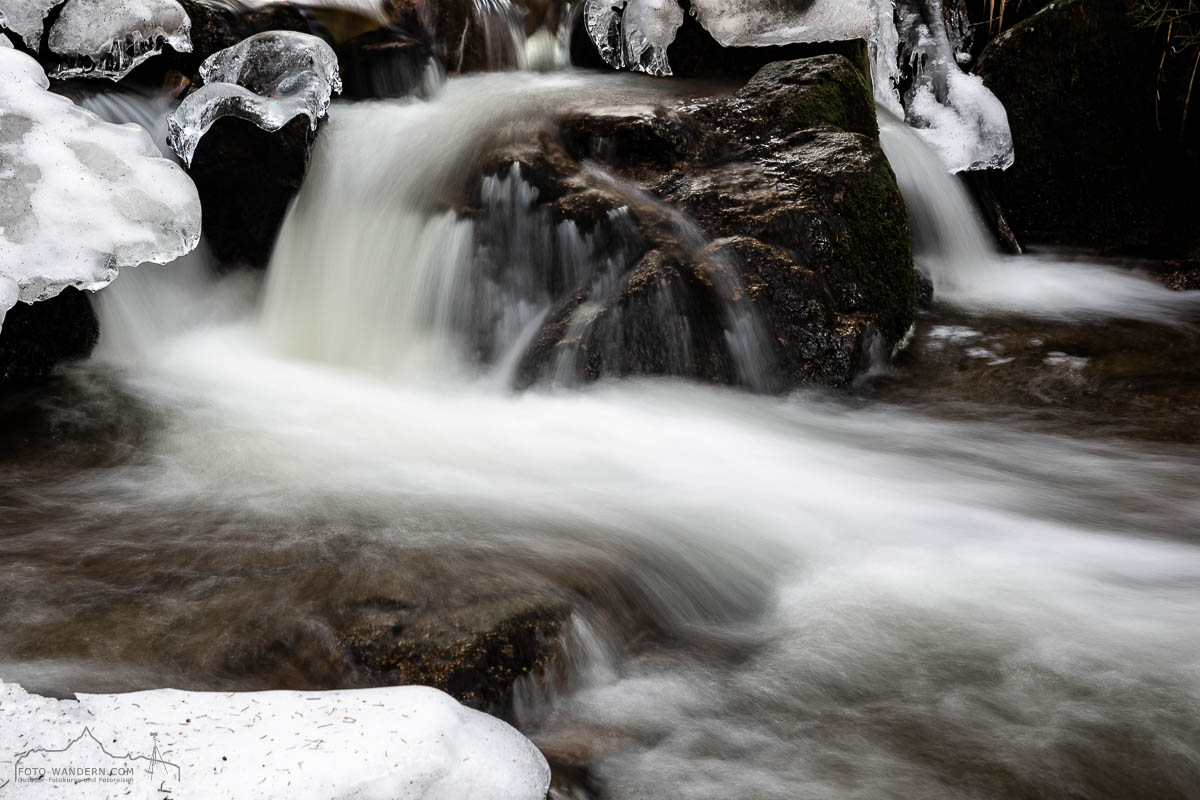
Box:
[2,74,1199,800]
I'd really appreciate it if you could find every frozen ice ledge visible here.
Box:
[0,47,200,333]
[0,679,551,799]
[47,0,192,81]
[0,0,59,49]
[166,31,343,166]
[581,0,1013,173]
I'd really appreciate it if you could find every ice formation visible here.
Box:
[0,680,551,799]
[584,0,685,76]
[689,0,876,47]
[166,31,342,166]
[0,0,58,49]
[580,0,1013,172]
[47,0,192,81]
[894,0,1013,172]
[0,47,201,333]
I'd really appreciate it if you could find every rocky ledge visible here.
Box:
[470,50,915,389]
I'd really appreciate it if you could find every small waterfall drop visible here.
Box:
[72,86,234,363]
[260,74,575,380]
[261,73,772,387]
[878,108,1200,321]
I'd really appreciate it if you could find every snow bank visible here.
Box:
[0,680,551,799]
[0,0,58,49]
[47,0,192,81]
[0,47,200,333]
[166,30,342,166]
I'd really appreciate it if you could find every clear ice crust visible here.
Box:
[166,30,343,166]
[47,0,192,81]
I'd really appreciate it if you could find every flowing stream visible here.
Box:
[4,58,1200,800]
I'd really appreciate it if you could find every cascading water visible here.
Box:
[878,108,1200,321]
[261,72,772,387]
[4,21,1200,800]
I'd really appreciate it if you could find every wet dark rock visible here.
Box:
[336,27,438,99]
[961,169,1022,254]
[0,288,98,388]
[187,115,318,268]
[474,53,914,390]
[335,594,570,711]
[388,0,523,73]
[519,248,744,385]
[976,0,1200,257]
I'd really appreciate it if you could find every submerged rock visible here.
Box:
[976,0,1200,256]
[335,594,570,712]
[472,53,914,389]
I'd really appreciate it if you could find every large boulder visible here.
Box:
[471,52,915,390]
[976,0,1200,256]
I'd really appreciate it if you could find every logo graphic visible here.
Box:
[10,727,181,794]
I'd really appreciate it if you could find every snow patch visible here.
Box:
[0,680,551,800]
[0,47,200,332]
[47,0,192,81]
[166,31,342,166]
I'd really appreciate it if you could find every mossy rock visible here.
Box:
[476,53,915,390]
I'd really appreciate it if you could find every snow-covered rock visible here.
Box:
[0,47,200,333]
[166,30,342,166]
[0,680,551,800]
[47,0,192,81]
[0,0,57,49]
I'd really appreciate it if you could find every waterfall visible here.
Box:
[877,108,1200,321]
[261,72,772,387]
[71,86,236,364]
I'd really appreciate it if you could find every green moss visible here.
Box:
[828,153,916,344]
